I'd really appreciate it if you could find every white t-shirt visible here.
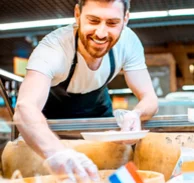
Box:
[27,24,146,94]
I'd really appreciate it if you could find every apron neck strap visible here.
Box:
[61,31,79,91]
[73,31,79,64]
[104,49,115,85]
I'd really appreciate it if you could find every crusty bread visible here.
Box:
[2,139,133,178]
[134,132,194,181]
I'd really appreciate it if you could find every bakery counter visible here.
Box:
[47,114,193,139]
[1,115,194,182]
[2,131,194,181]
[2,114,193,140]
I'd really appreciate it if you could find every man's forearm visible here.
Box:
[133,94,158,121]
[13,102,65,159]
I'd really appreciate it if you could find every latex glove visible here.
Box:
[114,109,141,132]
[44,149,100,183]
[113,109,142,145]
[121,110,141,132]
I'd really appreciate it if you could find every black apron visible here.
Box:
[42,32,116,119]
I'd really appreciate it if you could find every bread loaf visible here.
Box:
[2,139,133,178]
[134,132,194,181]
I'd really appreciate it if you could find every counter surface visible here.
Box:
[1,114,193,140]
[48,115,194,137]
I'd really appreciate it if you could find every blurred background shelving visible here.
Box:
[1,0,194,124]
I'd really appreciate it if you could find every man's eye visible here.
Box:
[89,19,100,24]
[107,22,117,26]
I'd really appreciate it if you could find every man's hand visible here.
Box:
[114,109,141,131]
[113,109,142,145]
[121,110,141,132]
[44,149,100,183]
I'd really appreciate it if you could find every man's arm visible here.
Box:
[124,69,158,121]
[13,70,65,158]
[14,70,100,182]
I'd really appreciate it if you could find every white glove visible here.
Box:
[44,149,100,183]
[114,109,141,131]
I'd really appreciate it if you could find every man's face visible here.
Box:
[75,0,128,58]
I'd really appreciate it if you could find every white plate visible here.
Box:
[81,130,149,142]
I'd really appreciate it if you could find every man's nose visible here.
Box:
[95,24,108,39]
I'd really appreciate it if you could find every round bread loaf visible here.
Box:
[134,132,194,181]
[1,139,133,178]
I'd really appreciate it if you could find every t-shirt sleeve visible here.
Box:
[122,29,147,71]
[26,33,66,79]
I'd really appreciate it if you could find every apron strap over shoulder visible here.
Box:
[104,48,115,86]
[61,31,79,91]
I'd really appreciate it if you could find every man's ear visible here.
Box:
[124,10,129,27]
[74,4,81,25]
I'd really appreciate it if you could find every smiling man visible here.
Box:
[13,0,158,182]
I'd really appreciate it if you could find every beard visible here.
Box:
[78,23,123,58]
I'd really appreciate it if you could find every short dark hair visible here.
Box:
[78,0,130,14]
